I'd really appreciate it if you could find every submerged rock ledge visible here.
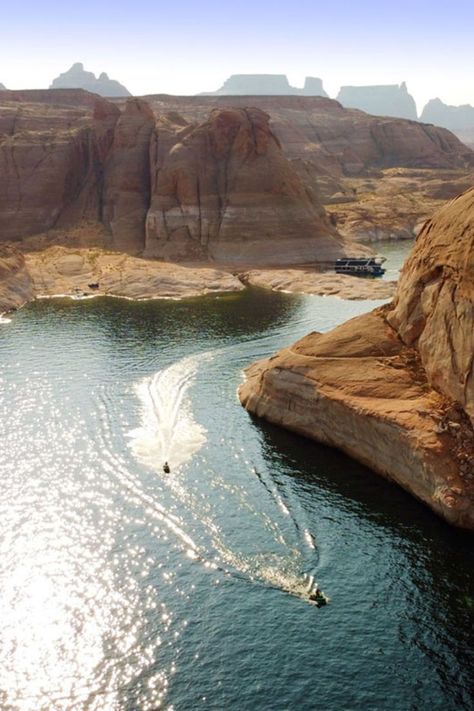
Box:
[239,189,474,529]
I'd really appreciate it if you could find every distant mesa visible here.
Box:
[336,82,418,120]
[206,74,328,97]
[49,62,131,97]
[420,97,474,130]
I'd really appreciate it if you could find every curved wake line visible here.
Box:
[124,350,325,604]
[128,352,213,471]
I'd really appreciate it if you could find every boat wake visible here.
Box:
[126,351,325,605]
[128,353,211,471]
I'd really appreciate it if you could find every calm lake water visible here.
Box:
[1,243,473,710]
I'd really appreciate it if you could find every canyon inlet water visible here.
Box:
[1,248,473,710]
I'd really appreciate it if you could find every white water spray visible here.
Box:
[128,353,211,471]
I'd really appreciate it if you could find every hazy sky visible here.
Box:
[2,0,473,112]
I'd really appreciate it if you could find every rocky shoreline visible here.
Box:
[239,189,474,529]
[0,242,399,317]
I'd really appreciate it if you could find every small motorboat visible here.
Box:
[163,462,170,474]
[309,588,329,608]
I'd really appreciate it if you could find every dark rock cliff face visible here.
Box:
[103,99,155,252]
[421,98,474,131]
[50,63,131,98]
[337,82,418,120]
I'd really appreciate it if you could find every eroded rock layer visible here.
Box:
[0,246,34,312]
[1,90,473,261]
[145,107,350,264]
[239,189,474,528]
[387,188,474,424]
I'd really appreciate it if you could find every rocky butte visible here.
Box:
[144,107,349,264]
[50,63,131,97]
[239,188,474,529]
[421,98,474,149]
[206,74,328,97]
[0,89,473,311]
[336,82,418,120]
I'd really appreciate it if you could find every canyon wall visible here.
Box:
[145,107,346,264]
[239,189,474,529]
[1,89,473,262]
[141,95,474,176]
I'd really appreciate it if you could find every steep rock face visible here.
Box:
[143,95,474,178]
[337,82,418,120]
[50,63,131,97]
[208,74,328,97]
[103,98,155,252]
[421,98,474,131]
[239,189,474,528]
[145,107,351,264]
[0,90,119,242]
[0,245,33,312]
[387,188,474,424]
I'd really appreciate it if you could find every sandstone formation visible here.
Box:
[143,95,474,179]
[0,90,120,242]
[239,189,474,529]
[387,188,474,425]
[23,246,244,300]
[0,246,34,312]
[103,98,155,252]
[326,168,474,242]
[336,82,418,120]
[0,238,395,313]
[50,63,131,97]
[1,89,473,264]
[207,74,328,97]
[421,98,474,131]
[145,107,356,264]
[240,269,396,300]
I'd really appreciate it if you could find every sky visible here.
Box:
[1,0,473,113]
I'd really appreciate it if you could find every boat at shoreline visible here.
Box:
[335,256,386,277]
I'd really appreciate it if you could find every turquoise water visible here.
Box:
[0,251,473,710]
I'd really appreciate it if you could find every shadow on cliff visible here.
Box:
[251,413,474,544]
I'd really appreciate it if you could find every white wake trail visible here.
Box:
[128,353,211,471]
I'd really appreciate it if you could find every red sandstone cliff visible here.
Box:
[387,189,474,424]
[141,95,474,178]
[103,98,155,252]
[145,107,348,264]
[239,188,474,529]
[1,90,473,262]
[0,90,119,241]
